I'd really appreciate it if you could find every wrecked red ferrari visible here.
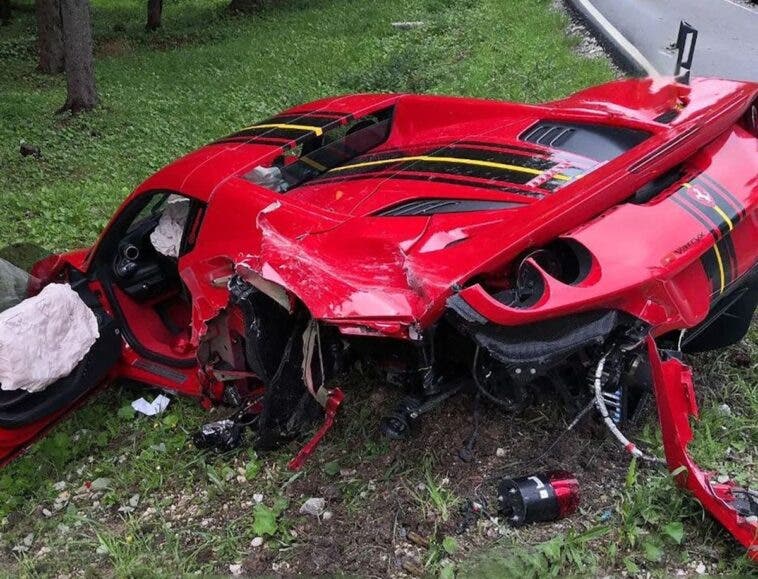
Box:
[0,76,756,558]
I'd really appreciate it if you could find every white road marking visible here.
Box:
[574,0,661,76]
[720,0,757,15]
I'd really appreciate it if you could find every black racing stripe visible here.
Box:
[425,147,555,171]
[694,175,744,224]
[212,139,296,151]
[214,136,292,146]
[227,126,319,141]
[674,189,730,237]
[268,114,344,128]
[333,159,539,184]
[671,191,736,298]
[308,171,544,198]
[341,147,555,173]
[716,236,734,287]
[456,140,548,156]
[717,234,737,286]
[700,249,721,296]
[343,149,412,164]
[670,193,717,240]
[286,110,353,119]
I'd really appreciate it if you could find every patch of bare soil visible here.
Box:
[96,37,135,59]
[251,382,631,576]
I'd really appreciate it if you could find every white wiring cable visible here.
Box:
[592,352,664,464]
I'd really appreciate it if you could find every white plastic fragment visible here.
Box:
[131,394,171,416]
[299,497,326,517]
[0,283,99,392]
[149,194,190,258]
[248,166,289,192]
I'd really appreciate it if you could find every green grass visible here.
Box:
[1,0,755,575]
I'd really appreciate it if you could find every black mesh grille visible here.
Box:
[376,198,521,216]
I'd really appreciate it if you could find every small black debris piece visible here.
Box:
[193,419,244,452]
[20,143,41,159]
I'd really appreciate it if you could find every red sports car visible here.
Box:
[1,77,756,558]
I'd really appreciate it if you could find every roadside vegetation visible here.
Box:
[0,0,755,575]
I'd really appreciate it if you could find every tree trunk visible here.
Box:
[36,0,64,73]
[59,0,97,113]
[1,0,11,25]
[146,0,161,30]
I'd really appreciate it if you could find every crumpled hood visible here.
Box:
[233,198,447,330]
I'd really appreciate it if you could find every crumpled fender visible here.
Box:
[647,336,757,560]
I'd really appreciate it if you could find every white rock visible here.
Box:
[42,508,52,517]
[53,481,66,491]
[695,563,706,575]
[251,536,264,547]
[229,564,243,576]
[496,448,506,457]
[322,510,333,521]
[253,493,264,503]
[717,403,732,416]
[299,497,326,517]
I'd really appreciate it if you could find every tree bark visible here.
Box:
[36,0,64,73]
[59,0,97,113]
[146,0,161,30]
[1,0,11,25]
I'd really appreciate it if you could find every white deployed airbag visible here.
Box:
[150,195,190,258]
[0,283,99,393]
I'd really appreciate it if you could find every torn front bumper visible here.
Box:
[647,336,757,560]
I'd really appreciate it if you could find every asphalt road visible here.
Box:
[568,0,758,81]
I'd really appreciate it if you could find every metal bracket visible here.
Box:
[674,21,698,84]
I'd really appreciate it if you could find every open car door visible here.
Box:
[0,259,123,466]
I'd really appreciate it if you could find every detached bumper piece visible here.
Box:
[647,337,758,561]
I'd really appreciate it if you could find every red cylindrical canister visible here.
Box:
[497,470,580,526]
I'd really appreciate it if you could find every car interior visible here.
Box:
[94,191,205,366]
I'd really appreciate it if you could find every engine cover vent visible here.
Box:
[520,121,650,162]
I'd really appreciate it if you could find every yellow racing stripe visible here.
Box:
[683,181,734,231]
[328,155,570,180]
[242,123,324,136]
[712,244,726,294]
[711,204,734,231]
